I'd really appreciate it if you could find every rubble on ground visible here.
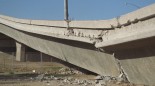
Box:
[32,73,130,86]
[58,68,83,75]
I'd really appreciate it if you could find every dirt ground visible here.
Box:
[0,54,145,86]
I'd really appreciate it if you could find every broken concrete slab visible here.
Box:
[0,23,120,77]
[115,46,155,85]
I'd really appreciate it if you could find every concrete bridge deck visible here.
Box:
[0,3,155,85]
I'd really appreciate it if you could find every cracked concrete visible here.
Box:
[0,3,155,85]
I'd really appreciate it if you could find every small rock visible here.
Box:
[59,83,64,86]
[63,79,69,83]
[54,77,59,80]
[67,77,73,80]
[80,80,86,84]
[36,74,45,81]
[50,75,55,79]
[95,83,102,86]
[32,70,36,73]
[111,77,117,80]
[99,80,106,85]
[46,81,50,86]
[44,76,50,80]
[117,77,124,82]
[30,77,34,80]
[104,76,111,81]
[85,80,92,85]
[95,80,99,84]
[116,73,127,82]
[76,79,81,84]
[116,81,122,85]
[95,75,103,80]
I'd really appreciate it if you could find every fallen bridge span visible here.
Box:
[0,3,155,85]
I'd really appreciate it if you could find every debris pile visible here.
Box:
[58,68,83,75]
[34,74,129,86]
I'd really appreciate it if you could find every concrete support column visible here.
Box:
[15,42,25,61]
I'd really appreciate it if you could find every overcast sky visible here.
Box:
[0,0,155,20]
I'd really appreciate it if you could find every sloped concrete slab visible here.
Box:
[0,23,120,77]
[115,46,155,85]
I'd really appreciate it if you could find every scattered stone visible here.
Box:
[95,80,99,84]
[99,80,106,86]
[76,79,81,84]
[50,75,55,80]
[46,81,50,86]
[67,77,73,81]
[116,81,122,85]
[116,73,128,82]
[63,78,68,83]
[59,83,64,86]
[111,77,117,81]
[58,67,84,75]
[36,74,45,81]
[71,68,84,74]
[84,82,88,86]
[44,76,50,80]
[54,77,59,80]
[95,83,102,86]
[95,75,104,80]
[30,77,34,80]
[32,70,36,73]
[103,76,111,82]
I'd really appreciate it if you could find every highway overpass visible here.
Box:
[0,3,155,85]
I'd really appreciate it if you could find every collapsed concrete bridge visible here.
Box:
[0,3,155,85]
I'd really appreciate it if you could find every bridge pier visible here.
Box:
[16,42,25,62]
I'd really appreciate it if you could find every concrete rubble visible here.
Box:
[33,73,131,86]
[58,68,83,75]
[0,3,155,85]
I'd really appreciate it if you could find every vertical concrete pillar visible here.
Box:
[16,42,25,61]
[40,52,43,62]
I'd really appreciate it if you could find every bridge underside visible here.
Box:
[0,23,120,77]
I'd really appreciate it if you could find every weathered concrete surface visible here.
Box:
[95,17,155,48]
[0,17,95,44]
[0,3,155,85]
[70,3,155,29]
[118,3,155,25]
[15,42,25,62]
[0,23,120,77]
[0,4,155,45]
[115,46,155,85]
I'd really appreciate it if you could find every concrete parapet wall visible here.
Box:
[0,4,155,46]
[0,17,95,44]
[95,17,155,48]
[1,3,155,29]
[118,3,155,25]
[0,15,31,24]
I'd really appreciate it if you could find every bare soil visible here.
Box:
[0,55,145,86]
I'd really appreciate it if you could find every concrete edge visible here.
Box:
[0,18,94,44]
[0,3,154,29]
